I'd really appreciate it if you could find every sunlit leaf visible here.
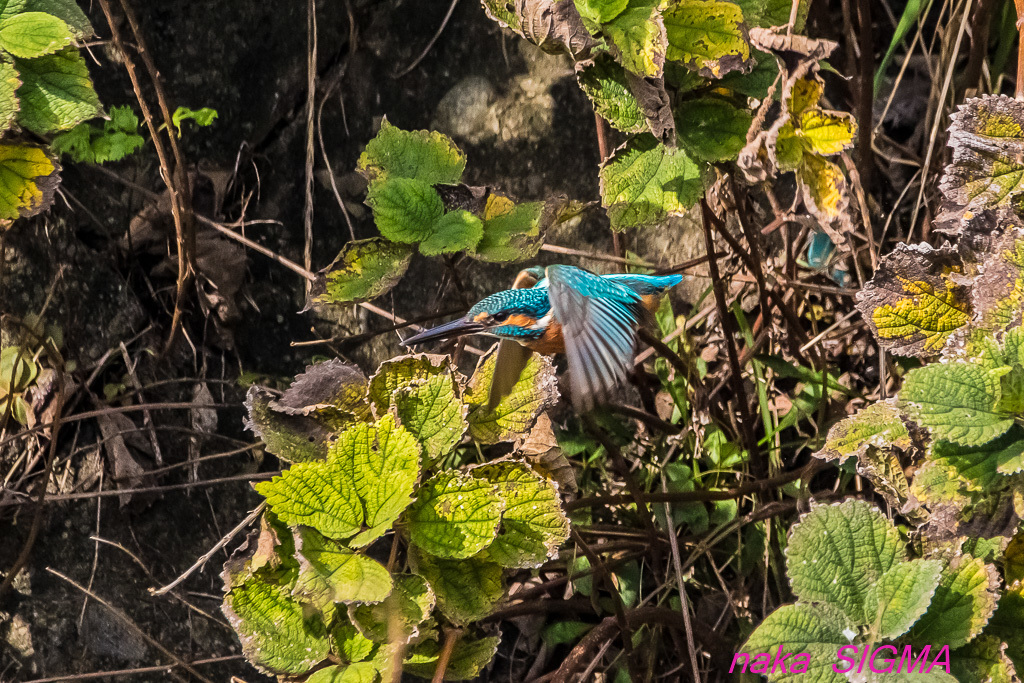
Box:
[663,0,751,78]
[405,471,503,559]
[368,354,453,417]
[358,117,466,186]
[0,142,58,220]
[309,238,413,305]
[464,345,559,444]
[797,153,847,225]
[292,527,393,608]
[910,554,1000,649]
[23,0,91,38]
[855,242,971,357]
[15,46,101,134]
[598,0,665,78]
[863,559,943,640]
[741,602,854,683]
[470,196,545,263]
[306,663,379,683]
[0,11,72,59]
[222,575,331,675]
[350,573,435,644]
[392,371,468,460]
[471,461,570,568]
[799,109,856,156]
[418,208,483,256]
[576,54,647,134]
[599,132,704,230]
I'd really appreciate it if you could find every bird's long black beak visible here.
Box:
[401,317,485,347]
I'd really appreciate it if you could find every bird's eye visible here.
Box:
[492,311,510,323]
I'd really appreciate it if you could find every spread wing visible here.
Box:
[545,265,645,411]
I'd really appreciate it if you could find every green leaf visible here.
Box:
[14,45,100,134]
[732,0,809,30]
[333,620,376,663]
[542,620,593,647]
[898,361,1013,447]
[0,60,20,130]
[419,209,483,256]
[674,97,752,162]
[358,118,466,186]
[0,0,26,21]
[171,105,217,135]
[599,133,704,230]
[941,95,1024,218]
[403,633,502,681]
[411,549,505,625]
[799,109,857,156]
[293,528,393,608]
[365,176,444,244]
[930,426,1024,492]
[470,196,545,263]
[864,559,943,640]
[950,635,1018,683]
[306,663,379,683]
[22,0,91,38]
[575,0,629,24]
[222,576,331,675]
[0,11,73,58]
[0,142,59,219]
[0,346,37,393]
[742,602,854,683]
[785,500,905,623]
[368,354,452,418]
[464,346,559,444]
[663,0,751,78]
[599,0,665,78]
[405,471,503,559]
[255,416,421,544]
[718,49,779,99]
[576,54,647,134]
[814,400,911,463]
[910,555,1000,649]
[392,372,468,461]
[350,573,436,644]
[855,243,971,357]
[471,461,570,568]
[309,238,413,305]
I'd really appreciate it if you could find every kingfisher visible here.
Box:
[401,264,682,410]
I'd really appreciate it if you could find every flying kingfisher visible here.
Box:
[401,264,682,410]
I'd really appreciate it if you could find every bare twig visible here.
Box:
[394,0,462,78]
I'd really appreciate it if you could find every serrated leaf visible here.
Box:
[675,96,753,162]
[0,142,58,220]
[575,0,629,24]
[989,582,1024,674]
[365,176,444,243]
[22,0,91,38]
[742,602,854,683]
[798,153,848,224]
[799,109,857,156]
[471,461,569,568]
[774,123,806,172]
[785,499,905,623]
[864,559,943,640]
[663,0,751,78]
[350,573,435,644]
[898,361,1013,447]
[856,243,972,357]
[0,0,26,21]
[941,95,1024,218]
[0,11,72,58]
[910,555,1000,648]
[419,209,483,256]
[576,55,647,134]
[403,633,502,680]
[15,46,100,134]
[309,238,413,305]
[255,416,421,544]
[293,527,393,608]
[405,471,503,559]
[272,359,372,423]
[599,0,665,78]
[950,635,1018,683]
[0,60,19,129]
[814,400,912,463]
[718,49,779,98]
[358,118,466,186]
[306,663,379,683]
[599,133,704,230]
[909,458,974,512]
[464,346,559,444]
[368,354,452,417]
[221,510,295,590]
[222,576,331,675]
[930,426,1024,489]
[470,197,545,263]
[393,372,467,461]
[244,387,332,464]
[411,549,505,625]
[333,620,376,663]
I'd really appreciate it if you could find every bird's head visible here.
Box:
[401,288,551,347]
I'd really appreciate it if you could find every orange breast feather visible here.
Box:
[525,321,565,355]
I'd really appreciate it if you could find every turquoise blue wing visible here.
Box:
[605,273,683,296]
[545,265,645,410]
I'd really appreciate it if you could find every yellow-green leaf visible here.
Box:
[663,0,751,78]
[0,142,58,220]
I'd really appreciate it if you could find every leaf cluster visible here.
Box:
[223,352,570,680]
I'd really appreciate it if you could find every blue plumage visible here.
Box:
[402,265,682,410]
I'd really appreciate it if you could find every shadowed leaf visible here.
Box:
[15,46,100,134]
[675,96,752,162]
[350,573,435,644]
[411,548,505,625]
[465,345,560,444]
